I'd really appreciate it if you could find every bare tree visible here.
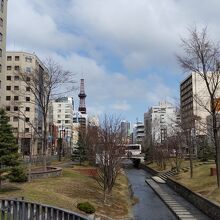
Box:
[18,58,74,170]
[88,115,126,203]
[177,27,220,187]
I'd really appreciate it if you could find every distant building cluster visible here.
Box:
[124,72,219,157]
[0,2,98,156]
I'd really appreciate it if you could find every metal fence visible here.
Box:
[22,155,59,166]
[0,198,88,220]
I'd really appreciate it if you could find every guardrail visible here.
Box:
[0,198,88,220]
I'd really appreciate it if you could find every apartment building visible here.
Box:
[3,51,47,155]
[120,120,130,143]
[180,72,219,135]
[133,122,145,146]
[0,0,8,107]
[144,101,179,146]
[49,97,74,153]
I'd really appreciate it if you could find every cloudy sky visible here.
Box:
[7,0,220,124]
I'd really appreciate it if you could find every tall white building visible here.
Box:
[49,97,74,152]
[133,122,145,146]
[120,120,130,143]
[72,110,88,148]
[144,101,179,145]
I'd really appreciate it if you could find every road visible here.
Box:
[125,168,177,220]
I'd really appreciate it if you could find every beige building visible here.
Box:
[180,72,220,135]
[2,51,47,156]
[0,0,8,108]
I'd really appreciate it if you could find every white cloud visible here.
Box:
[7,0,220,120]
[111,100,131,111]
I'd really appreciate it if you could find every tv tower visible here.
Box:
[78,79,87,114]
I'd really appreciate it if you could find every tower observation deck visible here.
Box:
[78,79,87,114]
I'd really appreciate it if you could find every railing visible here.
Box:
[0,198,88,220]
[22,155,58,166]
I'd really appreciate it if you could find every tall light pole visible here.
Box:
[17,105,24,154]
[58,121,65,161]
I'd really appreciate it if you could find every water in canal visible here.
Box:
[125,168,177,220]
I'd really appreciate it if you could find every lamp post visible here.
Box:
[58,122,65,161]
[17,105,24,154]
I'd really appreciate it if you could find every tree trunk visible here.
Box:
[212,112,220,188]
[189,146,193,178]
[43,116,48,171]
[103,189,107,204]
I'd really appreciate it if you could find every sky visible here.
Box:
[7,0,220,124]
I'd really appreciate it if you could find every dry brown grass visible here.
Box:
[173,163,220,204]
[0,166,132,219]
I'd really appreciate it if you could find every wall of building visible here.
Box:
[144,101,179,146]
[2,52,47,155]
[0,0,8,109]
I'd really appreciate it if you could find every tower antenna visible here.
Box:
[78,79,87,114]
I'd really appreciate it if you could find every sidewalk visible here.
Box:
[146,178,211,220]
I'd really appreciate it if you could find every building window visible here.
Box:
[26,77,30,82]
[6,86,11,90]
[6,96,11,101]
[1,0,4,13]
[13,116,18,122]
[6,106,10,111]
[0,80,1,88]
[26,67,31,73]
[14,96,19,101]
[6,76,11,80]
[0,49,2,57]
[14,75,19,81]
[7,66,11,70]
[14,66,20,71]
[13,127,18,133]
[7,56,12,61]
[25,128,29,133]
[25,107,30,112]
[14,86,19,91]
[26,97,30,102]
[26,87,30,92]
[14,106,18,111]
[0,18,3,27]
[0,64,2,72]
[25,57,32,63]
[15,56,19,61]
[0,33,2,41]
[25,118,30,122]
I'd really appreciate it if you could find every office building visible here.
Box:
[133,122,145,146]
[120,120,130,143]
[2,52,47,155]
[144,101,179,145]
[0,0,8,108]
[49,97,74,154]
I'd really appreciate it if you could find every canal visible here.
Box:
[125,168,177,220]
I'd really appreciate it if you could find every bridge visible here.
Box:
[122,153,145,162]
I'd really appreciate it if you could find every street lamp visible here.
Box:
[58,122,65,161]
[17,104,24,154]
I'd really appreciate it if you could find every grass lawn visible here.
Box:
[173,162,220,204]
[0,166,132,219]
[147,159,207,172]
